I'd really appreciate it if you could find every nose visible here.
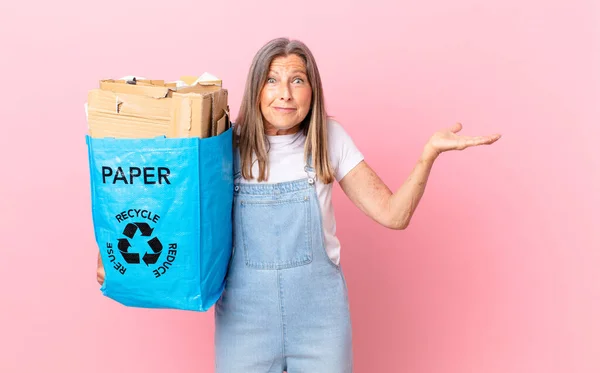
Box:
[278,83,292,101]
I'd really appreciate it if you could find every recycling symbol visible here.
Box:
[117,222,163,265]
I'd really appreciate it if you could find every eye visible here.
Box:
[266,77,276,84]
[293,77,304,84]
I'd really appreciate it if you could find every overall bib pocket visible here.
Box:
[240,194,313,269]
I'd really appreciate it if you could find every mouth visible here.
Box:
[273,107,297,113]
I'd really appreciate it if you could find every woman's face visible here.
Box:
[260,54,312,136]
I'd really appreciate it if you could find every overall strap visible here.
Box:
[304,153,316,185]
[232,122,242,186]
[233,150,242,190]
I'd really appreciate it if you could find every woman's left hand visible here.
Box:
[424,122,501,160]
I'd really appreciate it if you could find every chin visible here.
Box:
[277,123,298,130]
[269,120,301,131]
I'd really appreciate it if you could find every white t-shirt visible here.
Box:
[236,118,364,266]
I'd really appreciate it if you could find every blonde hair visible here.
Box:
[235,37,334,184]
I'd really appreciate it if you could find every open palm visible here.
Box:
[427,122,501,156]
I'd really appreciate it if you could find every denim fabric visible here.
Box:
[214,160,353,372]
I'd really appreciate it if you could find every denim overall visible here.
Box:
[214,155,353,372]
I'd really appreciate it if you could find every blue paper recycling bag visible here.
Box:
[86,128,233,312]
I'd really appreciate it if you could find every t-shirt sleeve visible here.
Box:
[327,118,365,182]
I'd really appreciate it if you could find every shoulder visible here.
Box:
[326,117,357,147]
[326,117,362,150]
[324,117,364,181]
[326,117,347,137]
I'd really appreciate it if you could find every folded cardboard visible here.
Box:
[87,75,229,139]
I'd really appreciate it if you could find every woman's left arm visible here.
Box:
[339,123,501,230]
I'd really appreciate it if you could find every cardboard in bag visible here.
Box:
[87,76,229,139]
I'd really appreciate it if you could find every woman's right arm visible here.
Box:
[97,252,105,285]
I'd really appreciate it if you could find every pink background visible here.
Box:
[1,0,599,372]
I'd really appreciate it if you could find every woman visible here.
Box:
[97,37,501,372]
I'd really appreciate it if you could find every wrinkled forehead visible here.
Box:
[268,54,307,74]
